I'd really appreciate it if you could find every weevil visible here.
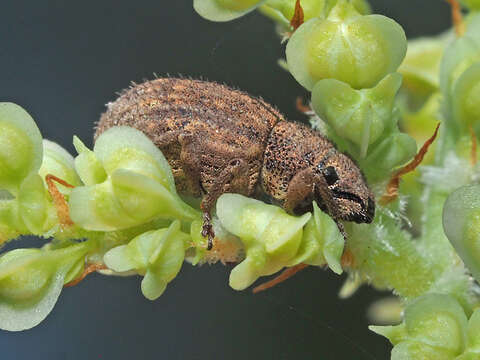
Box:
[95,78,375,249]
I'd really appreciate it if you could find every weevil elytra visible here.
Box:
[95,78,375,249]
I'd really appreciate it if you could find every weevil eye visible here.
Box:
[323,166,339,186]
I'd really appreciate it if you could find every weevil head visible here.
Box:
[315,153,375,224]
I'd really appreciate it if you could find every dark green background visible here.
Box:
[0,1,450,359]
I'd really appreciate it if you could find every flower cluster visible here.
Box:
[0,101,345,331]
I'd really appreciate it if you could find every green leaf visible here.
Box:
[0,103,43,193]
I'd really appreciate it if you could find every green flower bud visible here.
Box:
[0,241,92,331]
[371,294,468,359]
[38,140,82,193]
[443,185,480,283]
[0,103,43,194]
[289,201,344,274]
[103,221,189,300]
[94,127,176,192]
[69,127,199,231]
[286,0,406,90]
[73,136,107,185]
[194,0,266,22]
[17,174,50,235]
[216,193,311,290]
[452,62,480,129]
[312,73,403,156]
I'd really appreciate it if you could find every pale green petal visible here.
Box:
[39,139,82,191]
[194,0,266,22]
[0,103,43,193]
[73,136,107,185]
[18,174,49,235]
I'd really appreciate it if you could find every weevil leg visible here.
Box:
[178,133,204,197]
[283,167,316,214]
[200,158,249,250]
[284,167,340,219]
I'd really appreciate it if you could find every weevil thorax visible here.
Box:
[261,121,375,223]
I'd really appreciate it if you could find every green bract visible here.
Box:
[312,73,403,157]
[371,294,469,359]
[293,201,344,273]
[39,140,82,191]
[0,241,93,331]
[69,127,200,231]
[286,0,406,90]
[216,194,344,290]
[103,221,189,300]
[193,0,266,21]
[443,185,480,283]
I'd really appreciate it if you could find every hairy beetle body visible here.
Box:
[96,78,375,246]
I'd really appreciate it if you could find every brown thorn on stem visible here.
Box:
[252,263,308,294]
[470,124,477,166]
[446,0,466,36]
[290,0,304,31]
[296,97,312,114]
[45,174,75,227]
[64,263,108,288]
[380,123,440,205]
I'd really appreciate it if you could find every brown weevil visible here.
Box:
[95,78,375,249]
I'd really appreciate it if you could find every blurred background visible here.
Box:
[0,1,451,359]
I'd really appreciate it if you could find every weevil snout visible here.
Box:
[317,155,375,224]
